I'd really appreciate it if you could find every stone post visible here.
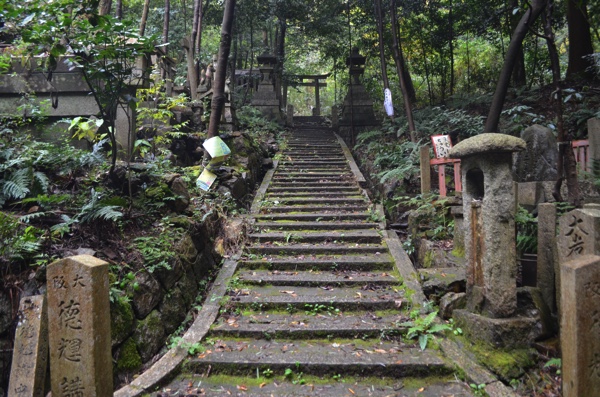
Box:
[558,204,600,396]
[589,118,600,172]
[420,146,431,194]
[537,203,557,313]
[47,255,113,397]
[331,105,339,132]
[286,105,294,127]
[314,79,321,116]
[8,295,48,397]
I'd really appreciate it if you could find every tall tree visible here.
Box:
[566,0,594,80]
[485,0,546,133]
[139,0,150,36]
[390,0,416,141]
[374,0,391,113]
[99,0,112,15]
[163,0,170,44]
[207,0,236,137]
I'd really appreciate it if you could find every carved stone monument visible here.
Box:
[47,255,113,397]
[8,295,48,397]
[558,204,600,397]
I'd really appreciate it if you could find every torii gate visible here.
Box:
[284,74,330,116]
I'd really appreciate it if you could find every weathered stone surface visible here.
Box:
[451,205,465,253]
[420,267,466,301]
[47,255,113,397]
[559,204,600,397]
[557,205,600,265]
[449,133,526,159]
[0,291,11,335]
[439,292,466,319]
[560,255,600,397]
[461,152,518,318]
[537,203,557,313]
[588,117,600,168]
[130,271,164,319]
[513,124,558,182]
[132,310,166,363]
[168,176,190,212]
[417,239,448,268]
[453,309,541,348]
[517,181,545,209]
[158,286,188,335]
[8,295,48,397]
[110,297,135,348]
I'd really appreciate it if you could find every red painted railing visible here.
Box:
[429,139,590,197]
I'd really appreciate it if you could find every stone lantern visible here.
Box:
[448,133,550,347]
[250,50,282,123]
[338,48,378,143]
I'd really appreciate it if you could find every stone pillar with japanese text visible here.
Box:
[558,204,600,397]
[47,255,113,397]
[8,295,48,397]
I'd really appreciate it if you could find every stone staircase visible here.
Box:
[149,118,475,396]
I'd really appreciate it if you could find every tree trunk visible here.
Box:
[374,0,391,96]
[115,0,122,19]
[139,0,150,36]
[484,0,546,133]
[543,1,581,206]
[390,0,416,141]
[207,0,236,138]
[163,0,170,44]
[510,0,527,88]
[99,0,112,15]
[566,0,594,80]
[449,0,455,95]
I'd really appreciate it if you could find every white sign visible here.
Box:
[384,88,394,117]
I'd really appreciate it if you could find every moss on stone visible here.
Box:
[451,246,465,258]
[111,296,135,345]
[423,251,435,268]
[116,338,142,372]
[471,342,535,381]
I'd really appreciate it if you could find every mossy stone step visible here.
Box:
[238,254,394,271]
[253,213,371,221]
[247,244,386,256]
[266,191,362,198]
[184,339,450,378]
[253,221,378,230]
[210,312,407,339]
[258,204,369,213]
[248,230,381,244]
[260,198,366,206]
[160,374,474,397]
[228,284,404,311]
[235,269,398,286]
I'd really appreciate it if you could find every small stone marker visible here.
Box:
[47,255,113,397]
[8,295,48,397]
[559,204,600,396]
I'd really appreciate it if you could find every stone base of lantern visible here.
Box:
[453,287,556,348]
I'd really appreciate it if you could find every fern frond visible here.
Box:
[19,212,47,223]
[80,205,123,224]
[33,171,50,194]
[422,311,438,328]
[2,169,31,200]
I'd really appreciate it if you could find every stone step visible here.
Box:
[267,186,362,197]
[248,230,382,244]
[258,204,369,213]
[260,197,367,206]
[268,183,357,190]
[253,213,371,221]
[210,311,406,339]
[162,375,473,397]
[239,254,393,271]
[247,244,387,256]
[235,269,398,286]
[184,339,450,378]
[228,284,404,311]
[253,221,378,230]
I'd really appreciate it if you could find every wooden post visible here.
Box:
[420,146,431,194]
